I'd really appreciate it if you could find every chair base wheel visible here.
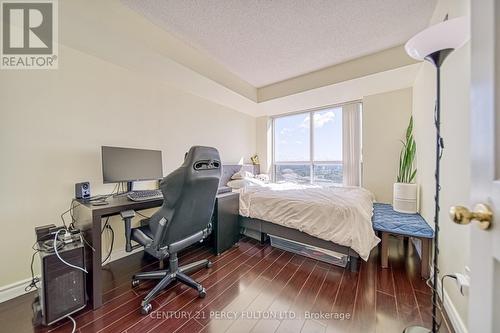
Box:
[132,279,140,287]
[141,303,152,315]
[199,288,207,298]
[206,261,213,268]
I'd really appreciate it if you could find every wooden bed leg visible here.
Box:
[420,237,431,279]
[407,236,413,254]
[381,232,389,269]
[349,256,359,272]
[260,232,267,244]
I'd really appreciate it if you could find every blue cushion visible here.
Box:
[372,203,434,238]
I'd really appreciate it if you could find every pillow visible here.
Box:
[255,174,270,183]
[231,170,254,180]
[227,177,265,189]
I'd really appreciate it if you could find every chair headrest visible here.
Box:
[183,146,221,171]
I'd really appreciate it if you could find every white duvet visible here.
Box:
[239,183,380,261]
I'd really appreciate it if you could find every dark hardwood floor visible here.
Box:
[0,236,454,333]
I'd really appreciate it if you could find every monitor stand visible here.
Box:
[114,181,134,197]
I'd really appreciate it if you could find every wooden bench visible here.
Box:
[372,203,434,279]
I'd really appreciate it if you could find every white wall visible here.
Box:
[362,88,413,203]
[412,0,471,329]
[0,44,256,289]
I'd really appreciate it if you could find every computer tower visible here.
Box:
[32,240,87,326]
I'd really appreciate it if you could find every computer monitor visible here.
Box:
[101,146,163,184]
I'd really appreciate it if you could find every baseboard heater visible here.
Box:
[269,234,349,268]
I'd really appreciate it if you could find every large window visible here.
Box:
[273,107,343,185]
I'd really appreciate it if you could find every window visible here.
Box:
[273,104,360,185]
[313,108,343,184]
[274,112,310,162]
[273,112,311,184]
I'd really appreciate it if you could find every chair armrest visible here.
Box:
[120,210,136,252]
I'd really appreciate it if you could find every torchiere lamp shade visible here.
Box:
[405,16,470,61]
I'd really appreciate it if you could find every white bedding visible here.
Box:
[239,183,380,261]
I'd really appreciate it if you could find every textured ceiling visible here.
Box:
[122,0,436,87]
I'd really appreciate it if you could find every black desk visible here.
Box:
[75,196,163,309]
[74,192,239,310]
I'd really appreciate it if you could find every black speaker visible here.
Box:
[75,182,90,200]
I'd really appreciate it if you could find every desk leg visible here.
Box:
[91,212,103,309]
[381,232,389,269]
[420,238,430,279]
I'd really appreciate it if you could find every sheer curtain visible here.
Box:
[342,103,361,186]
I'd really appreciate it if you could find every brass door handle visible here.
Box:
[449,204,493,230]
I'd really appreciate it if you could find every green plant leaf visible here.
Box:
[405,116,413,140]
[409,169,417,183]
[397,116,417,183]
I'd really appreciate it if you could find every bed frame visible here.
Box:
[220,164,360,272]
[240,217,359,272]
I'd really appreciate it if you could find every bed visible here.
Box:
[221,164,380,271]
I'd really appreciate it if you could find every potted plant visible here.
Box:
[393,116,418,213]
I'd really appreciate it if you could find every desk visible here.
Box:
[75,196,163,309]
[74,193,239,310]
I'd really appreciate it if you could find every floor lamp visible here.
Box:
[402,16,469,333]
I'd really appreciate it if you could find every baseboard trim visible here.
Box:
[0,277,34,303]
[0,247,144,304]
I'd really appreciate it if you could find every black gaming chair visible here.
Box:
[122,146,221,314]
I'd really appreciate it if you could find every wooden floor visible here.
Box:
[1,236,454,333]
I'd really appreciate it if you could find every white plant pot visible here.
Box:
[393,182,418,214]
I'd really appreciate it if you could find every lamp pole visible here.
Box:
[403,49,452,333]
[403,15,469,333]
[431,59,442,333]
[433,64,441,333]
[425,49,452,333]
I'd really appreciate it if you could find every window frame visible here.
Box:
[271,101,360,185]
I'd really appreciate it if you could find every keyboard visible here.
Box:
[127,190,163,202]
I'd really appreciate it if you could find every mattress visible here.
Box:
[239,183,380,261]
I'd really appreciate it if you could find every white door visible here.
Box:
[468,1,500,332]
